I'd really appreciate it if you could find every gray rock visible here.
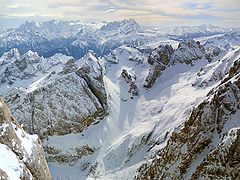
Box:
[0,97,52,180]
[144,45,173,89]
[170,40,205,65]
[3,50,108,138]
[137,60,240,179]
[121,69,139,99]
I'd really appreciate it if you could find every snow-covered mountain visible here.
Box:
[168,24,230,40]
[0,19,240,180]
[137,49,240,179]
[0,48,72,89]
[0,20,102,59]
[203,31,240,50]
[0,19,238,59]
[0,49,108,138]
[44,40,240,179]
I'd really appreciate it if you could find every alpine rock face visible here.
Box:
[0,97,51,179]
[137,52,240,179]
[0,50,108,138]
[0,19,240,180]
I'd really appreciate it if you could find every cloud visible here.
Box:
[106,8,116,13]
[182,2,213,10]
[0,0,239,28]
[6,4,30,9]
[47,1,84,9]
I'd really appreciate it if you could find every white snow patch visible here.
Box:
[0,144,24,180]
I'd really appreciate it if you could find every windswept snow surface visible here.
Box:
[0,50,74,96]
[46,48,222,180]
[0,144,25,180]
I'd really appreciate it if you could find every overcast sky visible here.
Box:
[0,0,239,28]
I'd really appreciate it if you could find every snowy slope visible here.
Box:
[0,21,240,179]
[137,50,240,179]
[40,41,240,180]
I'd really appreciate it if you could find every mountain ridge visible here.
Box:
[0,19,238,59]
[0,20,239,179]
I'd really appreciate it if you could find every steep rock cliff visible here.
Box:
[0,97,51,180]
[136,58,240,179]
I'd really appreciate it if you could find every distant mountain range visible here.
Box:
[0,19,239,59]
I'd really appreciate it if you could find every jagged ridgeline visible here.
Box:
[137,60,240,179]
[0,50,108,138]
[0,19,240,179]
[0,20,238,59]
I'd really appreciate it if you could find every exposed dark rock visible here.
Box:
[136,59,240,179]
[144,45,173,89]
[171,40,205,65]
[121,69,139,99]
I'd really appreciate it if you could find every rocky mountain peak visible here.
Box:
[95,19,140,39]
[171,39,205,65]
[4,48,21,59]
[79,50,103,79]
[18,21,36,30]
[77,51,108,110]
[100,19,140,32]
[0,48,21,66]
[148,44,174,65]
[144,44,174,88]
[23,50,39,59]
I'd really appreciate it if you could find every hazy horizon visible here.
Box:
[1,18,239,30]
[0,0,240,28]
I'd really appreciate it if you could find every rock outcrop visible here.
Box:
[76,51,108,110]
[2,50,108,138]
[144,40,206,89]
[45,144,95,166]
[144,45,173,88]
[0,97,51,180]
[170,40,205,65]
[104,45,145,64]
[205,46,222,62]
[121,69,139,99]
[191,127,240,179]
[136,58,240,179]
